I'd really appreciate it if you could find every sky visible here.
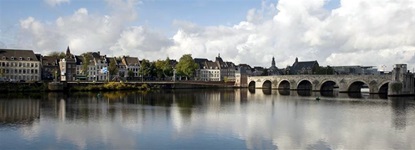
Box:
[1,0,415,71]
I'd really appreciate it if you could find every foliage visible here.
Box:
[139,59,152,80]
[175,54,199,79]
[0,69,4,77]
[71,82,150,91]
[315,66,335,75]
[154,57,174,79]
[127,70,134,79]
[48,51,66,59]
[109,59,118,76]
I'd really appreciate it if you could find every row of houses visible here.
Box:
[58,47,141,81]
[0,47,380,83]
[0,48,141,82]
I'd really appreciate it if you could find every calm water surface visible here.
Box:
[1,89,415,149]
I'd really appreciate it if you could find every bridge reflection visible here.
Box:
[248,88,389,99]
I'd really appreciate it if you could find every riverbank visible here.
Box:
[0,81,236,92]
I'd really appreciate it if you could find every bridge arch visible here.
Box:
[297,80,312,90]
[278,80,290,90]
[347,80,369,93]
[262,80,272,89]
[248,81,256,89]
[378,82,389,94]
[319,80,337,91]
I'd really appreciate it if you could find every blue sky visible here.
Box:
[1,0,414,70]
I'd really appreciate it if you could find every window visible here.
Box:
[27,57,31,61]
[11,57,14,60]
[2,56,5,60]
[19,57,22,60]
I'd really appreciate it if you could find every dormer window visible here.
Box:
[11,57,14,60]
[1,56,5,60]
[27,57,31,60]
[19,57,22,60]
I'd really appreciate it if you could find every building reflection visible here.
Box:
[390,97,414,130]
[0,99,40,124]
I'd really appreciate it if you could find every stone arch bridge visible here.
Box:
[248,75,392,94]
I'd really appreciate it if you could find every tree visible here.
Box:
[175,54,199,80]
[154,57,174,80]
[47,51,65,59]
[108,59,118,76]
[315,66,335,75]
[127,70,134,80]
[139,59,151,81]
[0,69,4,77]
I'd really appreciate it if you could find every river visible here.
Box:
[1,89,414,149]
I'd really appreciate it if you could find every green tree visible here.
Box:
[175,54,199,80]
[315,66,335,75]
[81,53,92,75]
[127,70,134,80]
[139,59,151,81]
[108,59,118,76]
[154,57,174,80]
[0,69,4,77]
[47,51,65,59]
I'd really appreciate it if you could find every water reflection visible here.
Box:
[390,97,415,130]
[0,99,40,124]
[0,90,414,149]
[278,89,290,95]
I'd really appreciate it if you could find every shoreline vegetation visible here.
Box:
[0,81,234,92]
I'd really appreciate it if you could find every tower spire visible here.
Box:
[66,46,70,55]
[272,56,276,67]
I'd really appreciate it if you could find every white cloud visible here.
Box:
[19,0,151,57]
[110,26,173,59]
[17,0,415,70]
[166,0,415,70]
[44,0,70,7]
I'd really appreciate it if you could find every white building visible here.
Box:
[0,49,41,82]
[121,56,140,80]
[195,54,236,82]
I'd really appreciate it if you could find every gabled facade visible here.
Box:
[77,51,110,81]
[121,56,140,79]
[0,49,41,82]
[59,47,77,81]
[40,56,59,81]
[195,54,237,82]
[199,60,221,81]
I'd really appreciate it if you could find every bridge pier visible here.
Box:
[388,64,415,96]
